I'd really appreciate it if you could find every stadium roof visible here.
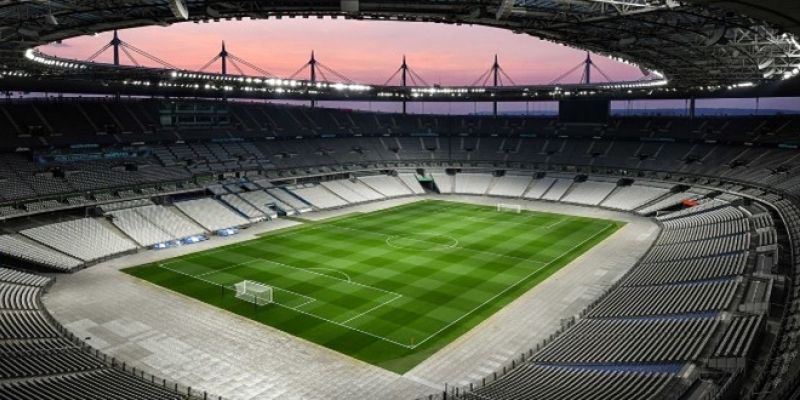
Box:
[685,0,800,35]
[0,0,799,96]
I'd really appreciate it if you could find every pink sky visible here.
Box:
[40,18,800,113]
[44,18,645,86]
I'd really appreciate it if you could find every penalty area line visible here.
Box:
[193,259,262,278]
[269,301,415,349]
[339,293,403,325]
[306,267,352,282]
[158,263,320,310]
[156,261,413,349]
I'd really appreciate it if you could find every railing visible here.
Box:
[415,218,667,400]
[4,157,799,400]
[416,178,789,400]
[34,276,226,400]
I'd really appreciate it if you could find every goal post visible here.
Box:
[234,280,273,306]
[497,203,522,213]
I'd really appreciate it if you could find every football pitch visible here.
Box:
[123,199,622,373]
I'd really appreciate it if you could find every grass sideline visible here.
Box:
[123,199,623,373]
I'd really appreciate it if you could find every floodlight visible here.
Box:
[757,59,774,70]
[44,13,58,26]
[168,0,189,20]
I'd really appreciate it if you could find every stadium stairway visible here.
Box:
[482,176,498,196]
[96,217,141,250]
[0,158,798,399]
[0,267,208,400]
[449,197,774,400]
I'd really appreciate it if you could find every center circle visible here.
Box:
[385,233,459,251]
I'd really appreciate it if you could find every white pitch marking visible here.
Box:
[544,217,572,229]
[408,222,616,349]
[159,200,444,266]
[385,233,459,251]
[194,259,262,278]
[329,223,548,266]
[154,202,615,350]
[339,293,403,325]
[306,267,352,282]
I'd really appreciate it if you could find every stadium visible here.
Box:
[0,1,799,399]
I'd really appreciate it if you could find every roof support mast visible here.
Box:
[220,41,228,76]
[288,51,354,109]
[309,51,317,108]
[111,30,121,100]
[470,55,516,117]
[583,52,591,84]
[383,55,428,114]
[492,55,500,117]
[111,30,121,66]
[401,55,408,114]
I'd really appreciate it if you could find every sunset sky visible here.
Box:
[42,18,798,114]
[45,18,644,85]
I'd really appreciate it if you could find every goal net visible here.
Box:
[234,280,273,306]
[497,203,522,213]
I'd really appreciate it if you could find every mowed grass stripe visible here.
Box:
[125,199,623,373]
[408,221,618,349]
[331,202,604,263]
[202,261,401,324]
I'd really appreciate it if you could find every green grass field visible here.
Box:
[123,199,622,373]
